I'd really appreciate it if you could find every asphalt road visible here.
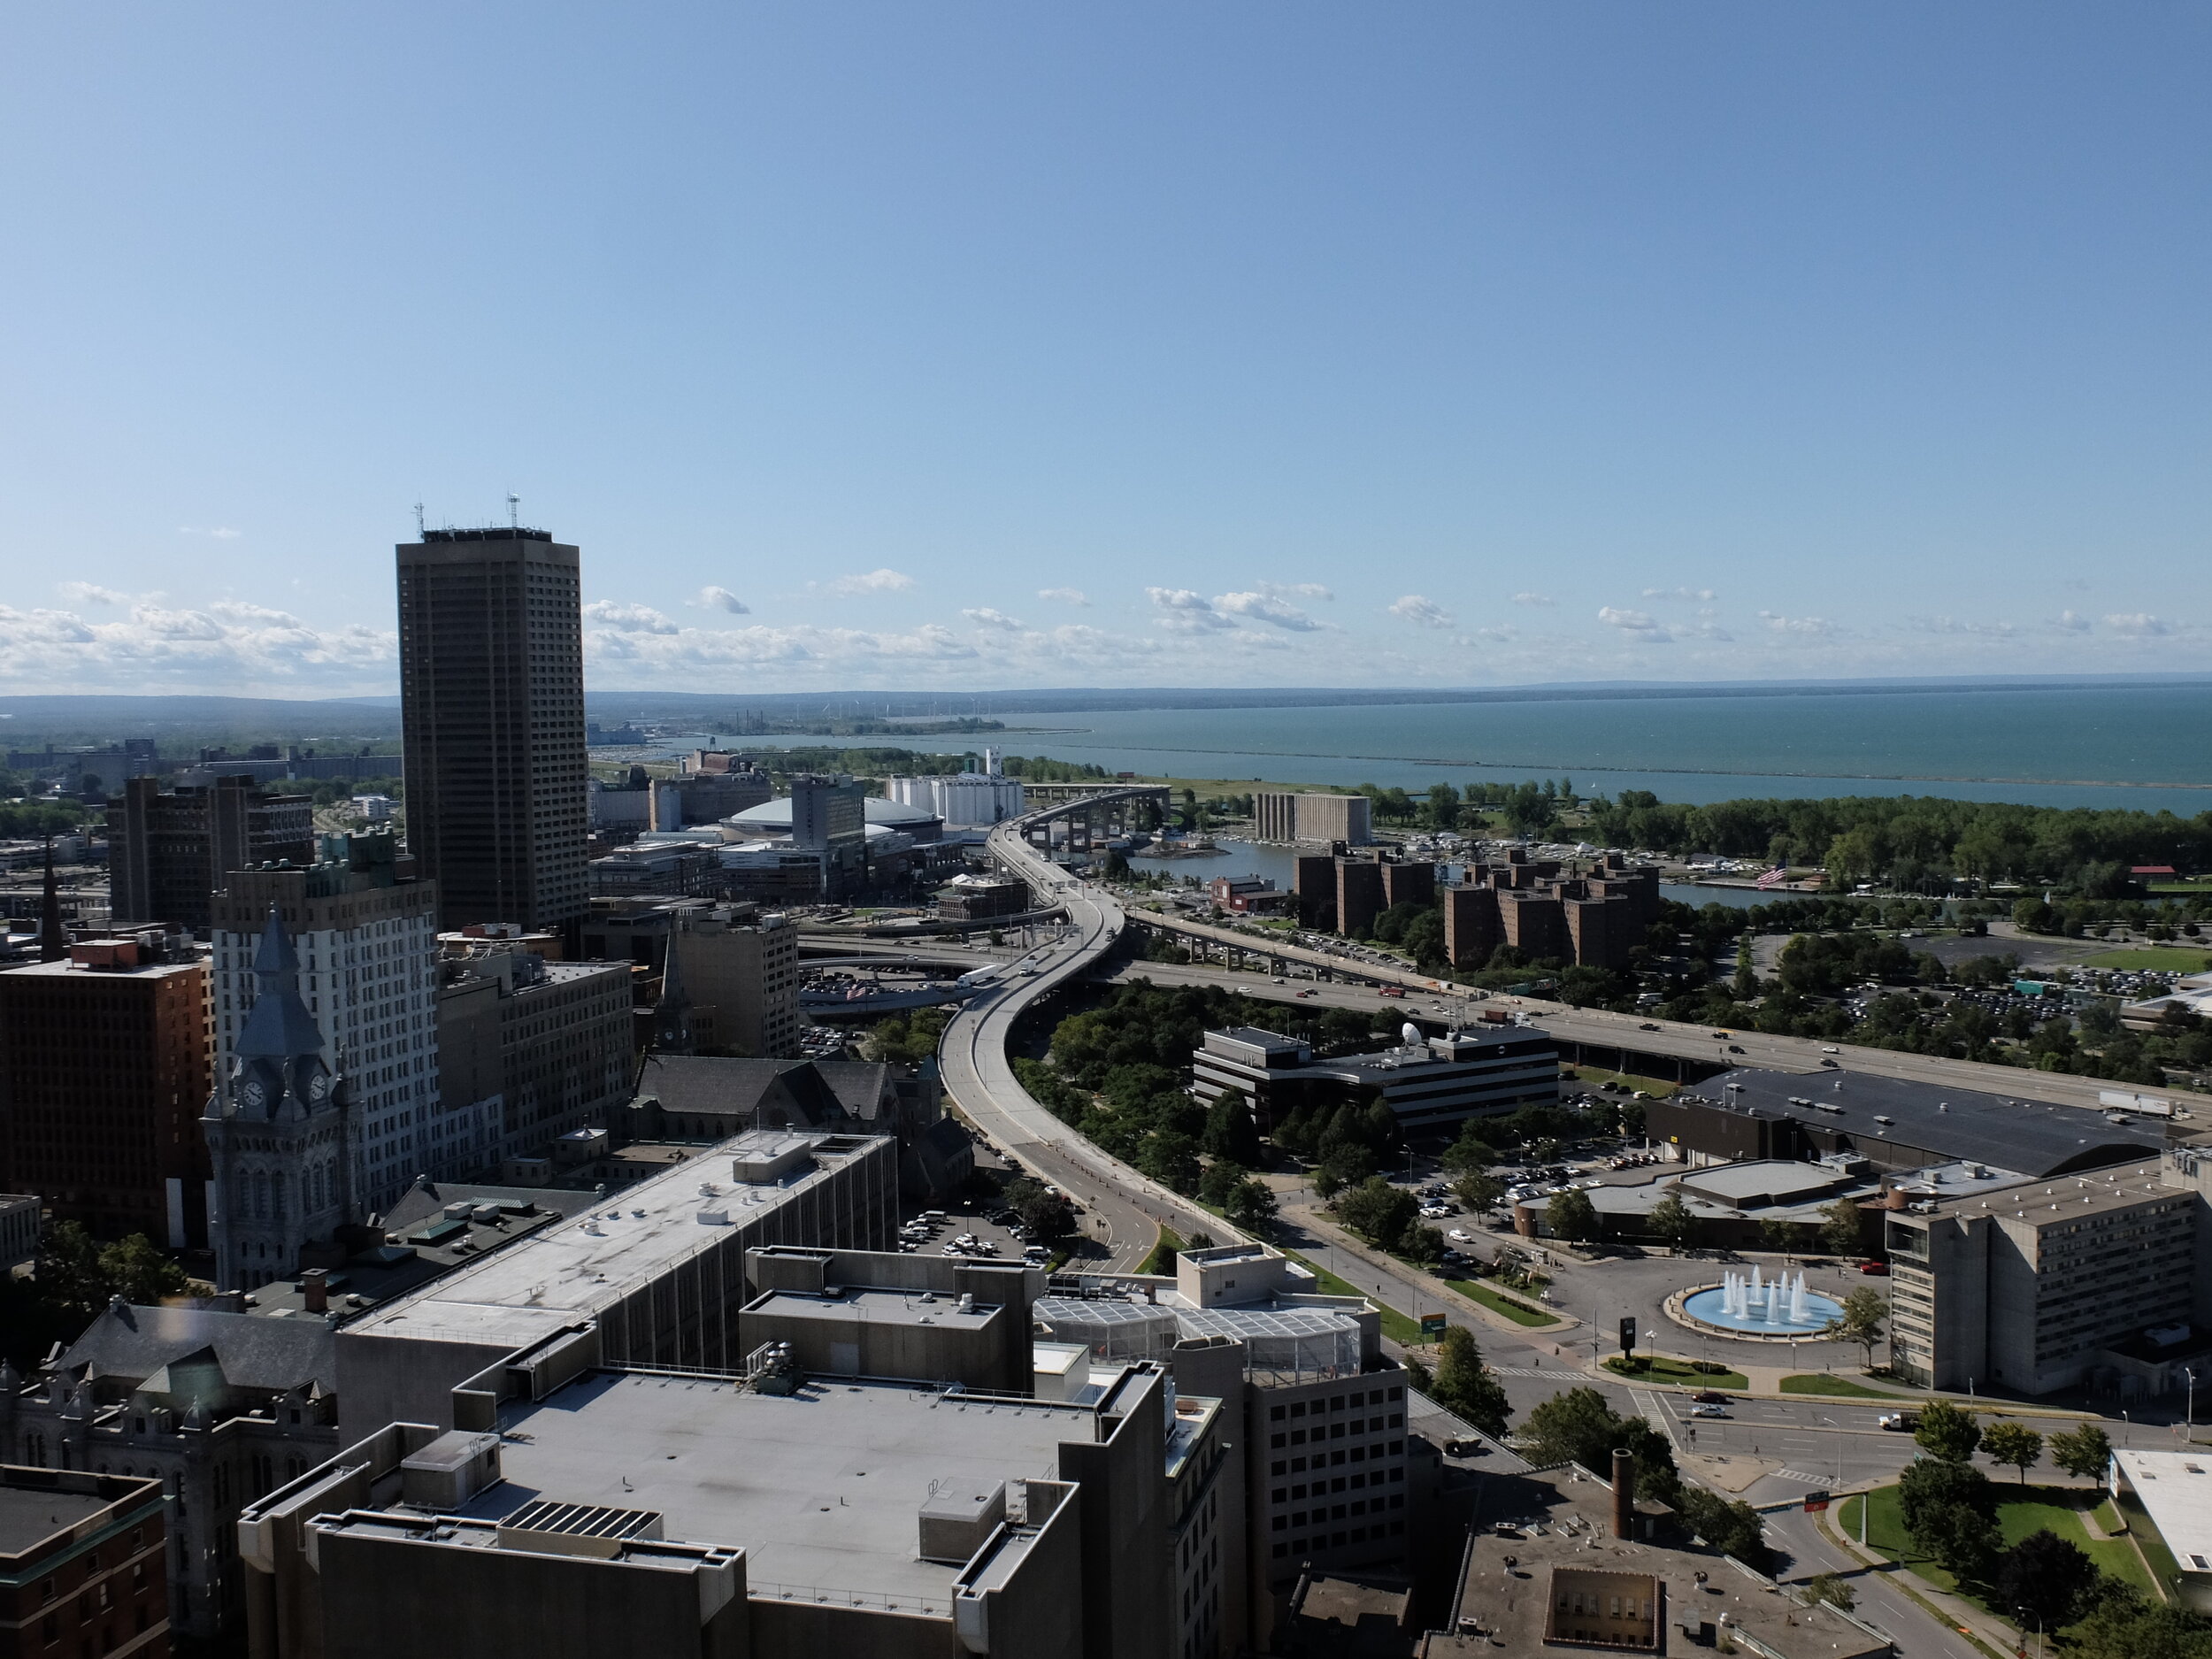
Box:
[1094,949,2151,1116]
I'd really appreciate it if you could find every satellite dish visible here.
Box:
[1402,1021,1421,1047]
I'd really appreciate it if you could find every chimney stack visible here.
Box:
[302,1269,327,1314]
[1611,1448,1635,1538]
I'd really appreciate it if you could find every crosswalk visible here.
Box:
[1491,1366,1586,1381]
[1776,1470,1831,1486]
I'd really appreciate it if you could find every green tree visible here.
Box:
[1452,1172,1506,1220]
[1517,1387,1679,1503]
[1197,1160,1248,1208]
[1800,1573,1855,1612]
[1982,1420,2045,1484]
[1899,1456,1999,1581]
[1427,1325,1511,1438]
[1914,1398,1982,1463]
[1818,1197,1867,1257]
[1759,1217,1799,1254]
[1335,1177,1418,1252]
[1440,1130,1500,1177]
[1225,1178,1279,1232]
[1647,1192,1696,1252]
[1546,1187,1600,1244]
[1002,1177,1075,1241]
[2068,1587,2212,1659]
[1201,1088,1263,1166]
[1998,1529,2102,1632]
[1677,1485,1770,1571]
[2048,1422,2115,1481]
[1826,1286,1888,1371]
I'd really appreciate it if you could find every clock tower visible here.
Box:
[202,909,352,1291]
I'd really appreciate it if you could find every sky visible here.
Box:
[4,3,2211,697]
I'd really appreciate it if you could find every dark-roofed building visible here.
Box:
[0,1467,169,1659]
[1647,1067,2166,1180]
[626,1053,972,1200]
[0,1301,342,1641]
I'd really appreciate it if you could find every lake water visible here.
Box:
[989,684,2212,811]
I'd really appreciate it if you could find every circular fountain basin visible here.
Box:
[1681,1284,1844,1336]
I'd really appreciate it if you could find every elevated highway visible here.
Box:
[933,791,1243,1270]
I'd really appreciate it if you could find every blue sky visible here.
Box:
[4,3,2210,695]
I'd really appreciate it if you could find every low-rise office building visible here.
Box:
[1418,1461,1887,1659]
[333,1128,898,1444]
[240,1328,1209,1659]
[434,943,633,1164]
[1193,1025,1558,1139]
[0,1467,170,1659]
[2110,1450,2212,1611]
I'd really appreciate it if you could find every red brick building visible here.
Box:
[0,1467,169,1659]
[0,936,212,1246]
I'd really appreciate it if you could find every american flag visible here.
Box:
[1755,862,1789,890]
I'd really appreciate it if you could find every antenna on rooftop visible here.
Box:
[507,492,521,530]
[412,502,426,537]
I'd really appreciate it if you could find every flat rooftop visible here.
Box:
[1911,1156,2172,1225]
[457,1369,1109,1601]
[345,1130,887,1351]
[2116,1450,2212,1571]
[1689,1068,2166,1178]
[0,1486,111,1557]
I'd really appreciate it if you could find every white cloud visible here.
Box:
[821,568,917,597]
[1387,595,1455,629]
[1641,587,1718,603]
[1258,581,1333,603]
[177,526,242,539]
[1463,626,1519,643]
[1909,616,2017,638]
[691,586,750,614]
[0,601,393,692]
[57,582,127,607]
[2053,610,2093,634]
[1757,611,1839,638]
[1145,588,1233,633]
[2104,612,2172,638]
[963,607,1025,630]
[1037,587,1091,607]
[582,601,679,634]
[1216,591,1326,631]
[1598,606,1671,641]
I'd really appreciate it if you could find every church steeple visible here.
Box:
[36,839,66,964]
[651,935,695,1056]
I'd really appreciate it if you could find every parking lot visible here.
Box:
[897,1196,1053,1268]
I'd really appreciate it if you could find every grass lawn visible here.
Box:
[1443,1277,1562,1327]
[1143,1226,1184,1276]
[1839,1483,2155,1602]
[1570,1065,1683,1098]
[1601,1355,1747,1391]
[2078,947,2212,972]
[1780,1373,1911,1399]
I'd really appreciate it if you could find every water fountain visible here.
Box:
[1684,1267,1842,1336]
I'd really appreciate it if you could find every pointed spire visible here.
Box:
[235,909,329,1066]
[37,839,66,964]
[253,906,301,984]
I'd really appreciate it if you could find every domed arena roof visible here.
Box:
[724,795,944,833]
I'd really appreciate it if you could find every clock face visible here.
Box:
[241,1078,265,1109]
[308,1072,330,1102]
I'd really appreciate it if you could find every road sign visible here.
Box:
[1803,1491,1831,1512]
[1421,1312,1448,1339]
[1619,1317,1637,1356]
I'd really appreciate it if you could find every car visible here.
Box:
[1821,1045,1841,1054]
[1296,987,1317,997]
[1726,1044,1745,1053]
[1711,1031,1731,1039]
[1638,1022,1661,1032]
[1690,1403,1729,1419]
[1692,1390,1732,1405]
[1857,1261,1890,1275]
[1878,1412,1919,1432]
